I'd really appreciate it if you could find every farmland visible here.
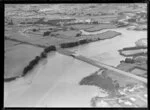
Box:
[4,44,43,79]
[4,4,146,81]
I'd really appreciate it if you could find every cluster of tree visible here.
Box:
[7,19,14,25]
[22,56,40,76]
[22,45,56,77]
[92,21,99,24]
[43,31,51,36]
[60,39,91,48]
[60,42,79,48]
[125,58,135,64]
[4,76,19,82]
[44,45,56,53]
[75,33,81,37]
[40,52,47,58]
[128,18,136,23]
[35,18,74,26]
[32,28,39,32]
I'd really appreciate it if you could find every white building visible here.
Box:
[85,19,91,23]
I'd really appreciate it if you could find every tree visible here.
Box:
[40,52,47,58]
[76,33,81,37]
[32,28,38,32]
[44,45,56,53]
[8,19,14,25]
[92,21,98,24]
[79,39,88,44]
[43,31,51,36]
[125,58,134,63]
[23,66,32,76]
[128,18,136,22]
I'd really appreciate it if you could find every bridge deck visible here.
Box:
[58,49,147,84]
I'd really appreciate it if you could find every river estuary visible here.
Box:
[4,28,147,107]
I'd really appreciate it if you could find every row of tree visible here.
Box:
[22,38,93,77]
[20,37,100,77]
[43,31,51,36]
[22,56,41,77]
[60,42,79,48]
[4,76,20,82]
[60,39,91,48]
[124,58,135,64]
[43,30,82,38]
[22,45,56,76]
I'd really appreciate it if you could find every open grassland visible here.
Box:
[66,24,96,30]
[52,30,81,38]
[80,31,121,40]
[84,24,116,32]
[5,40,21,51]
[5,24,121,47]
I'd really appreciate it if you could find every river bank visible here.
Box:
[4,30,121,82]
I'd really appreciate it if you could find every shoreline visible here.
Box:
[83,25,117,32]
[4,31,121,82]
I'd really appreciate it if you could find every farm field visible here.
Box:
[5,40,21,51]
[4,44,43,79]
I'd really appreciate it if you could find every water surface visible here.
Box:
[4,28,147,107]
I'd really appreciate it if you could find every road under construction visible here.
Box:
[57,49,147,84]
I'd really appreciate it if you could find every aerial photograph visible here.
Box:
[4,3,147,107]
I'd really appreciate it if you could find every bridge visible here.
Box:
[58,49,147,84]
